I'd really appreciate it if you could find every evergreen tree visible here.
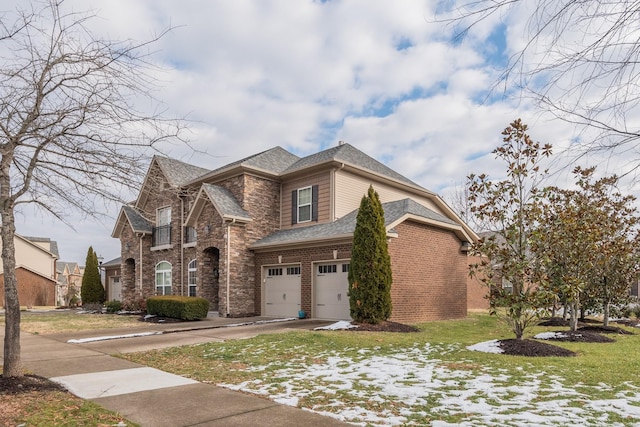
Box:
[348,185,392,323]
[81,246,105,305]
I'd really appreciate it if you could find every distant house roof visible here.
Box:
[250,198,468,250]
[56,261,79,274]
[23,236,60,258]
[101,256,121,267]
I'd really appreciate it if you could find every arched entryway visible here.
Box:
[201,247,220,310]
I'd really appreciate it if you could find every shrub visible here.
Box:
[81,246,105,305]
[122,296,146,312]
[146,296,209,320]
[105,299,123,313]
[633,305,640,319]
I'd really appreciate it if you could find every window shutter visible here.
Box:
[291,190,297,225]
[312,185,319,221]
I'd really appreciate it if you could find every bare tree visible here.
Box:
[440,0,640,174]
[0,1,183,377]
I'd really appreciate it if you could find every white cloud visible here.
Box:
[8,0,634,265]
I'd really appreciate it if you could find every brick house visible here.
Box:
[0,235,59,307]
[111,143,478,323]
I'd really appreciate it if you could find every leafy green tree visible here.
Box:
[467,119,552,340]
[348,185,392,324]
[81,246,105,305]
[533,167,640,330]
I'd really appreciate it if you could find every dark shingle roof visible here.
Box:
[155,156,210,187]
[202,184,251,221]
[197,147,301,181]
[251,198,453,248]
[122,205,153,234]
[282,143,421,188]
[101,256,121,267]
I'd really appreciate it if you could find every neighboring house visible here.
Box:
[56,262,84,306]
[101,256,122,301]
[0,235,59,307]
[112,142,478,323]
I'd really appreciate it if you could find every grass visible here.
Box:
[0,389,139,427]
[0,311,148,334]
[121,314,640,425]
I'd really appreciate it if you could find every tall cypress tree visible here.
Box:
[348,185,392,323]
[81,246,105,305]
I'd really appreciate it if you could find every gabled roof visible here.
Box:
[188,147,300,184]
[250,198,471,250]
[185,184,251,226]
[23,236,60,258]
[101,256,121,267]
[154,156,210,188]
[57,261,79,274]
[111,205,153,238]
[282,143,424,189]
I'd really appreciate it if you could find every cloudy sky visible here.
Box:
[7,0,626,265]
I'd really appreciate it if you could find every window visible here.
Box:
[188,259,197,297]
[291,185,318,225]
[157,206,171,226]
[155,261,172,295]
[298,187,312,222]
[268,268,283,276]
[342,263,350,273]
[318,264,337,274]
[287,266,300,275]
[153,206,172,246]
[501,277,513,294]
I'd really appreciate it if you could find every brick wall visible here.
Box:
[0,268,56,307]
[254,244,353,315]
[467,254,490,310]
[387,221,468,322]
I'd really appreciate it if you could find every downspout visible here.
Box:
[138,233,143,293]
[180,197,184,296]
[226,218,236,317]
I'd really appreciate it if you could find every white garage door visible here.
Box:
[264,265,301,317]
[315,261,351,320]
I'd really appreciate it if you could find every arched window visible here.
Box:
[155,261,172,295]
[188,259,197,297]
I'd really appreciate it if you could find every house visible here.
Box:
[111,142,478,323]
[0,235,59,307]
[56,261,84,306]
[101,256,122,301]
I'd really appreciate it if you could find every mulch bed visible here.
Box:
[579,325,634,335]
[542,330,615,343]
[349,320,420,332]
[0,374,65,395]
[499,339,577,357]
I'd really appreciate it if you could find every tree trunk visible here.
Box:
[569,301,579,332]
[603,300,610,327]
[1,201,21,377]
[562,304,568,320]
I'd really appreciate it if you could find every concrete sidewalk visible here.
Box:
[2,317,350,427]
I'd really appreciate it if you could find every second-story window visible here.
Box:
[297,187,312,222]
[153,206,172,246]
[291,185,318,225]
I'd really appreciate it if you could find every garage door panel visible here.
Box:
[315,261,351,320]
[264,265,301,317]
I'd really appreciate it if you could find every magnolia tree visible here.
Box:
[467,119,552,340]
[0,1,182,377]
[533,167,640,330]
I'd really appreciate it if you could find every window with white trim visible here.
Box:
[318,264,337,274]
[157,206,171,226]
[287,266,300,275]
[188,259,197,297]
[297,187,312,223]
[155,261,172,295]
[268,268,283,276]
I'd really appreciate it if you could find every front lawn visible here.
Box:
[0,311,147,334]
[122,314,640,426]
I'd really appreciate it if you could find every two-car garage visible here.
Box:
[262,260,351,320]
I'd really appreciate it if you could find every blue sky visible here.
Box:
[9,0,609,265]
